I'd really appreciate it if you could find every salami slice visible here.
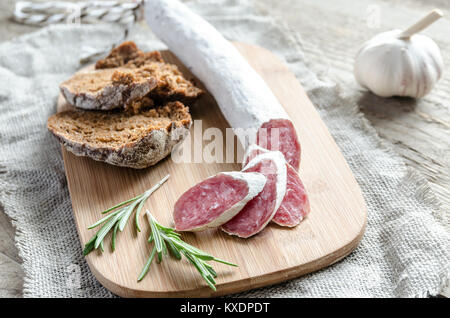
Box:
[273,164,310,227]
[221,151,287,238]
[243,145,310,227]
[257,119,301,171]
[173,171,266,232]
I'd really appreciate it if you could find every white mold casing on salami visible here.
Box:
[221,151,287,238]
[173,171,266,232]
[144,0,290,144]
[243,152,288,214]
[242,144,269,169]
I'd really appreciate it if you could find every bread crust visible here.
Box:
[60,68,158,111]
[47,102,192,169]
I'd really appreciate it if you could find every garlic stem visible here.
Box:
[398,9,443,39]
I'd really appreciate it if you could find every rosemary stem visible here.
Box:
[145,174,170,196]
[141,211,237,290]
[84,174,171,255]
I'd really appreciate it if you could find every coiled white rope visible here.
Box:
[13,1,144,26]
[13,1,145,63]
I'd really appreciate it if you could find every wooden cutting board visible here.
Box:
[57,42,366,297]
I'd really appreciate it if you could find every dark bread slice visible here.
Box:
[47,101,192,169]
[60,67,157,111]
[95,41,164,69]
[95,41,203,103]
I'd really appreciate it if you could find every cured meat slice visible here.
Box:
[243,144,310,227]
[273,164,310,227]
[173,172,266,231]
[222,151,287,238]
[257,119,301,171]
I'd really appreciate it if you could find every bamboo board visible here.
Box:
[57,42,366,297]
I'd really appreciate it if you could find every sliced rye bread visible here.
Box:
[95,41,203,103]
[47,101,192,169]
[60,67,157,111]
[95,41,162,69]
[60,42,202,112]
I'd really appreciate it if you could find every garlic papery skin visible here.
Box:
[354,29,443,98]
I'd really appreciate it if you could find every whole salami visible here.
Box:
[173,171,266,231]
[145,0,301,168]
[221,151,287,238]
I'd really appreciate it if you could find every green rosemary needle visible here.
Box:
[138,211,237,291]
[83,174,170,255]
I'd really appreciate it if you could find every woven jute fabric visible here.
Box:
[0,0,448,297]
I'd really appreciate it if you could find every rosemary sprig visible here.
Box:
[83,174,170,255]
[138,211,237,291]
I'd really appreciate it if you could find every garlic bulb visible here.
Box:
[354,10,444,98]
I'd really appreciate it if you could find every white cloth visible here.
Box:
[0,0,448,297]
